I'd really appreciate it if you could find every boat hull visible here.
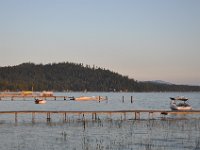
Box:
[72,96,105,101]
[35,99,47,104]
[170,103,192,111]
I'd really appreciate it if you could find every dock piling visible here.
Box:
[64,113,67,121]
[135,112,140,120]
[83,113,86,130]
[131,96,133,103]
[122,96,124,103]
[47,112,51,122]
[32,112,35,123]
[15,112,17,123]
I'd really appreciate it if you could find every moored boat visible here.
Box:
[170,97,192,111]
[70,96,105,101]
[35,98,47,104]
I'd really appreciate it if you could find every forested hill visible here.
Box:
[0,62,200,92]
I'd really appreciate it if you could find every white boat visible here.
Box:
[70,96,105,101]
[170,97,192,111]
[35,98,47,104]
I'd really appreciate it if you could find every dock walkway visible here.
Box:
[1,110,200,123]
[0,95,68,100]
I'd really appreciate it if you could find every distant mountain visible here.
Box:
[145,80,174,85]
[0,62,200,92]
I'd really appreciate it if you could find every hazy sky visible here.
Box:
[0,0,200,85]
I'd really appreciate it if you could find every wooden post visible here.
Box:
[138,112,140,119]
[47,113,51,122]
[109,112,112,120]
[94,113,97,121]
[124,112,126,120]
[32,112,35,123]
[83,113,86,130]
[15,112,17,123]
[82,113,85,121]
[135,112,137,120]
[135,112,140,120]
[64,113,67,121]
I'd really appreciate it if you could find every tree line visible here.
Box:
[0,62,200,92]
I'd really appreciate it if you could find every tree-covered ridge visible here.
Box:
[0,62,200,92]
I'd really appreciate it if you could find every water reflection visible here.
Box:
[0,118,200,150]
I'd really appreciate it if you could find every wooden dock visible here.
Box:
[0,95,69,100]
[1,110,200,123]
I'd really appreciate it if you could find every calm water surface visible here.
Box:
[0,92,200,150]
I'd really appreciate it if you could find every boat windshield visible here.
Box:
[176,103,190,107]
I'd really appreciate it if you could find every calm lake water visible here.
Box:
[0,92,200,150]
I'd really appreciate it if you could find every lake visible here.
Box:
[0,92,200,150]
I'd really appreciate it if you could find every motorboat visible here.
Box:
[35,98,47,104]
[170,97,192,111]
[70,96,105,101]
[170,96,188,101]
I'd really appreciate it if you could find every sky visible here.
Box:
[0,0,200,85]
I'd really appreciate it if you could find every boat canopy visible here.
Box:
[170,96,188,101]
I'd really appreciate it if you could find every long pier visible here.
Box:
[0,95,69,100]
[1,110,200,123]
